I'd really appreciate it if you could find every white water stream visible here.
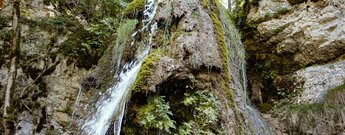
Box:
[80,0,158,134]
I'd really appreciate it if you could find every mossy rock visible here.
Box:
[209,3,244,134]
[259,103,273,113]
[123,0,145,16]
[324,83,345,105]
[131,50,162,93]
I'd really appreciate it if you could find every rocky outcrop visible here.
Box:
[244,0,345,134]
[245,0,345,103]
[121,0,249,134]
[246,0,345,68]
[0,0,99,134]
[276,60,345,104]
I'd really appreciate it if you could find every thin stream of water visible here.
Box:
[79,0,158,134]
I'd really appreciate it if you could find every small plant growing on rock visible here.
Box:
[182,90,221,132]
[137,96,176,133]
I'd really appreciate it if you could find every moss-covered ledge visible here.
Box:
[209,0,244,134]
[131,50,163,94]
[123,0,145,16]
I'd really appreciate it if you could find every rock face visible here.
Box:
[115,0,273,134]
[0,0,95,134]
[247,0,345,68]
[244,0,345,134]
[245,0,345,103]
[278,60,345,104]
[171,0,223,69]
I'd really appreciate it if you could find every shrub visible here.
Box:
[137,96,176,133]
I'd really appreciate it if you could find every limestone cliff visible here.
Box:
[243,0,345,134]
[1,0,344,134]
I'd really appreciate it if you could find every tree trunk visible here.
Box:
[2,0,20,134]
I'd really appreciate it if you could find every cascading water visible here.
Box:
[79,0,159,135]
[217,2,273,134]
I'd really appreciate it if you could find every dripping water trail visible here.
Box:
[70,87,82,128]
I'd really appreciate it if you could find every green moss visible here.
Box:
[116,19,138,45]
[202,0,208,8]
[210,6,243,134]
[276,7,289,15]
[131,50,162,93]
[123,0,145,16]
[136,96,176,133]
[325,83,345,99]
[273,27,284,35]
[324,83,345,104]
[259,103,273,113]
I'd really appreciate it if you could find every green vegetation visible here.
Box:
[56,16,120,68]
[209,1,244,133]
[255,61,277,80]
[276,83,345,133]
[23,0,132,69]
[137,96,176,133]
[229,0,247,27]
[273,27,284,35]
[183,91,220,126]
[131,51,162,93]
[43,0,124,20]
[276,7,290,15]
[123,0,145,16]
[202,0,208,8]
[259,103,273,113]
[177,121,195,135]
[116,19,138,46]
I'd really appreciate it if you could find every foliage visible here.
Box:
[177,121,195,135]
[34,15,78,32]
[229,0,247,27]
[137,96,176,133]
[59,16,119,58]
[180,90,222,134]
[183,90,220,126]
[116,19,138,46]
[123,0,145,16]
[277,89,286,97]
[43,0,124,21]
[273,27,284,35]
[37,15,122,68]
[0,14,11,29]
[255,61,277,80]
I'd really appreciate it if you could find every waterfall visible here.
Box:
[217,2,273,134]
[79,0,158,135]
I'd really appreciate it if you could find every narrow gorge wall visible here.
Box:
[1,0,344,134]
[242,0,345,134]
